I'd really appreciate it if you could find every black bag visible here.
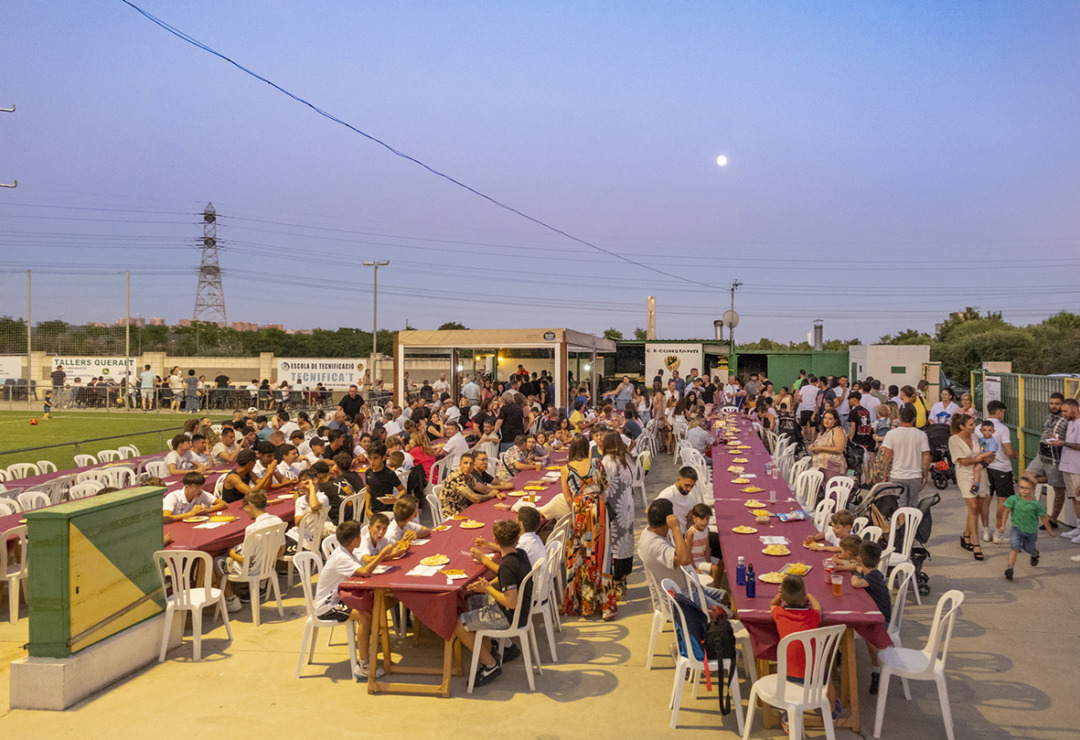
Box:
[705,617,738,716]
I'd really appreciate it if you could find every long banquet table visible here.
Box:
[710,413,889,732]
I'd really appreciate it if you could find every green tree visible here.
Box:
[633,327,647,341]
[438,322,468,331]
[878,329,933,345]
[603,328,624,341]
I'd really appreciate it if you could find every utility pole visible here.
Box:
[193,203,227,324]
[729,280,742,344]
[363,260,389,386]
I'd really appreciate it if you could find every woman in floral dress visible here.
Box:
[561,435,616,620]
[600,431,635,601]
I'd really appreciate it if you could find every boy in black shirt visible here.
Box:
[852,540,892,694]
[453,519,534,687]
[364,441,405,518]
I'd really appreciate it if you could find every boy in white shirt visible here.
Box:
[358,513,413,563]
[285,470,330,554]
[162,471,226,522]
[189,434,211,468]
[277,444,303,480]
[165,433,205,476]
[211,427,240,466]
[214,491,285,611]
[386,496,431,543]
[314,520,400,680]
[473,506,545,567]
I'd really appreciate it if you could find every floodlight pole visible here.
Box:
[363,260,389,388]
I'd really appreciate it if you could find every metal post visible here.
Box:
[363,260,389,386]
[26,270,32,402]
[125,271,131,412]
[729,280,742,345]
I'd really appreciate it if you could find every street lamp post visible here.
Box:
[363,260,389,390]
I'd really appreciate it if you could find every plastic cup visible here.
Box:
[769,489,776,503]
[771,467,779,480]
[831,572,843,597]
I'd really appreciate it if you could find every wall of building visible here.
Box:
[848,345,930,388]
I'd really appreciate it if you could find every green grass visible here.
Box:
[0,410,230,474]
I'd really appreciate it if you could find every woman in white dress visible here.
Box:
[600,431,635,600]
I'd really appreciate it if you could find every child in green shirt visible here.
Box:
[1004,474,1057,581]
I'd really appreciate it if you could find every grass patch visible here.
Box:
[0,410,229,474]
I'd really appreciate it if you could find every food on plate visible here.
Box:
[209,515,236,523]
[507,490,530,497]
[763,544,791,556]
[733,457,749,463]
[732,525,758,534]
[433,525,451,532]
[758,572,785,584]
[186,516,209,523]
[751,509,771,518]
[786,563,811,576]
[743,500,765,508]
[442,569,467,577]
[727,466,745,473]
[743,486,763,494]
[732,477,750,484]
[451,514,467,521]
[460,519,485,529]
[420,554,450,566]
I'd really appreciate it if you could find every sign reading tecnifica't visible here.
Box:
[276,359,365,389]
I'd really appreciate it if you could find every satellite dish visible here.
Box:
[722,310,740,329]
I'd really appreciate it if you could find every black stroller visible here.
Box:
[774,416,807,459]
[924,423,955,490]
[853,483,940,598]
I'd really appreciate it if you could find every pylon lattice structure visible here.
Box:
[193,202,227,324]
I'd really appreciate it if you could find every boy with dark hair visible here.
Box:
[365,441,406,518]
[215,490,285,612]
[162,471,226,522]
[314,520,398,680]
[454,519,534,687]
[851,540,891,693]
[165,433,204,476]
[475,506,544,567]
[770,574,838,718]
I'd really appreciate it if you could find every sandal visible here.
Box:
[973,544,984,561]
[960,535,973,551]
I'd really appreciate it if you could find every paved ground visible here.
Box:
[1,451,1077,738]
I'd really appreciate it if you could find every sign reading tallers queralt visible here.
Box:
[276,358,366,390]
[52,357,137,382]
[643,343,703,385]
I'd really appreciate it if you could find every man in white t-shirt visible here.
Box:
[638,498,726,612]
[211,427,240,466]
[858,381,881,425]
[462,375,481,406]
[683,419,714,461]
[440,421,470,471]
[796,378,819,437]
[162,471,226,522]
[880,405,931,508]
[165,433,205,476]
[277,409,300,438]
[656,467,700,528]
[432,372,449,398]
[985,400,1018,544]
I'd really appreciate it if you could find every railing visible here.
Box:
[2,384,333,412]
[0,426,186,471]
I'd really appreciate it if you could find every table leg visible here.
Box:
[839,628,860,732]
[439,638,453,697]
[453,638,464,677]
[368,589,384,694]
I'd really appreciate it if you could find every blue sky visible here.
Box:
[1,2,1077,343]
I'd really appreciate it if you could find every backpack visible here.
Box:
[671,592,739,716]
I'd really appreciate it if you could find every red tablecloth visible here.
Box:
[6,453,165,490]
[709,415,891,658]
[339,451,566,641]
[164,493,296,556]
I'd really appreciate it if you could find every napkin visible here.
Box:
[193,522,229,530]
[406,564,446,577]
[759,536,790,545]
[511,498,543,511]
[411,538,430,546]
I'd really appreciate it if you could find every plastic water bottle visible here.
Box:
[735,556,746,586]
[745,564,756,598]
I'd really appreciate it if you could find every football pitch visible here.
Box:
[0,410,229,474]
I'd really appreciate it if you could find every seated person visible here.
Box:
[220,449,276,504]
[832,534,863,572]
[474,505,545,567]
[471,451,513,492]
[637,498,727,613]
[453,519,534,687]
[685,503,723,589]
[165,433,205,476]
[498,435,543,478]
[385,436,414,471]
[803,510,855,552]
[214,491,285,611]
[284,469,329,554]
[314,520,400,680]
[475,419,501,447]
[569,401,586,433]
[276,443,303,480]
[211,427,240,466]
[358,512,412,563]
[251,441,292,491]
[851,540,892,695]
[683,418,715,460]
[189,434,211,468]
[162,471,226,522]
[364,441,406,518]
[386,496,431,543]
[769,574,838,718]
[439,453,505,520]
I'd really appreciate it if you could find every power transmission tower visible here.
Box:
[193,203,227,324]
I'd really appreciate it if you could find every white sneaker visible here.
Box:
[353,661,386,681]
[982,530,993,543]
[1070,532,1080,544]
[225,596,242,613]
[992,530,1007,545]
[1062,527,1080,539]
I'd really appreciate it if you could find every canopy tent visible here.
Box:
[393,328,616,408]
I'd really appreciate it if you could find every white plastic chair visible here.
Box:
[293,551,359,678]
[680,565,756,684]
[67,483,100,501]
[118,444,141,459]
[213,474,227,498]
[16,491,49,512]
[466,560,543,693]
[873,590,965,740]
[2,525,29,622]
[851,516,869,536]
[880,507,924,602]
[427,489,444,526]
[787,456,813,490]
[742,623,846,740]
[321,535,341,561]
[337,492,365,525]
[35,460,58,474]
[662,577,745,733]
[74,454,98,467]
[0,469,8,483]
[6,463,40,479]
[644,569,674,670]
[529,540,562,662]
[720,406,738,414]
[284,507,330,590]
[153,549,232,661]
[812,498,836,533]
[793,467,823,510]
[549,514,573,597]
[144,461,170,479]
[631,451,650,511]
[825,476,855,512]
[886,563,917,653]
[0,499,18,516]
[225,522,287,627]
[96,449,121,463]
[861,525,884,543]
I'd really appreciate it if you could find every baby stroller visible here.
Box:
[924,423,954,490]
[849,480,903,523]
[774,416,807,459]
[856,485,940,598]
[903,491,940,597]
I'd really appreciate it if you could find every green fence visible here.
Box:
[971,370,1080,473]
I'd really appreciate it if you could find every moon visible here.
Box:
[716,155,728,167]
